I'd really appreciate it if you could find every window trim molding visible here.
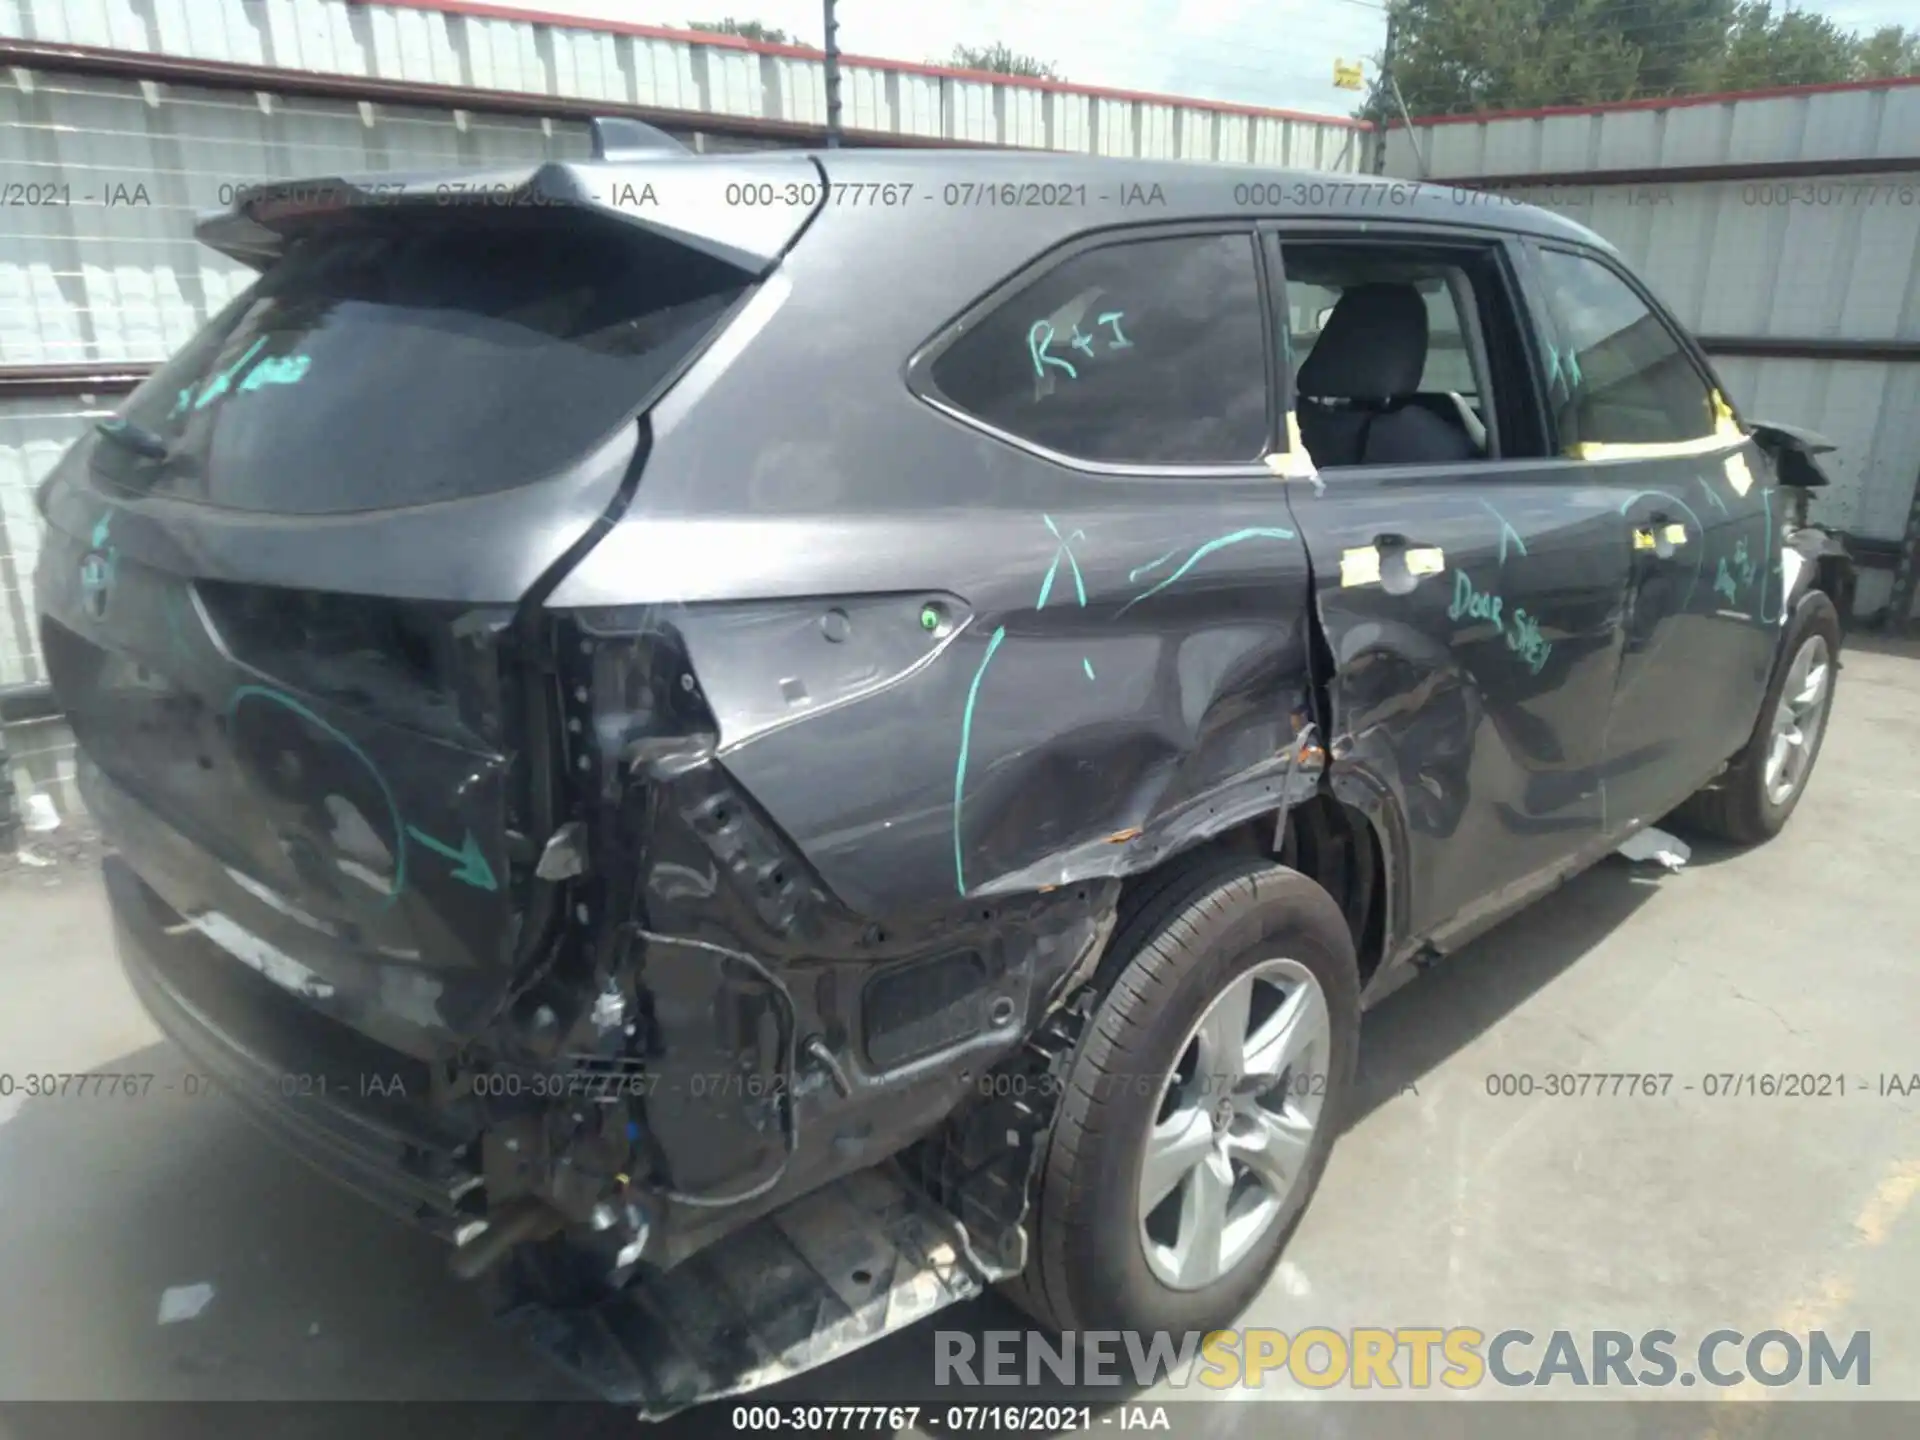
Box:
[903,221,1278,480]
[1260,225,1550,479]
[1526,239,1749,462]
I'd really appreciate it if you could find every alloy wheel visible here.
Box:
[1764,633,1832,807]
[1136,958,1332,1291]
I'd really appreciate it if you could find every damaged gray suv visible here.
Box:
[35,122,1853,1414]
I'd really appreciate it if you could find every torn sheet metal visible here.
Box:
[502,1165,987,1420]
[1615,825,1691,870]
[645,510,1322,916]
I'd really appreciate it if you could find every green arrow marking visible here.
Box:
[404,826,497,892]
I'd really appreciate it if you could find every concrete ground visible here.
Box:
[1,639,1917,1436]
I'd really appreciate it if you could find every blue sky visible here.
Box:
[529,1,1916,117]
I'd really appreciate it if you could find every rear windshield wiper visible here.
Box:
[94,416,172,462]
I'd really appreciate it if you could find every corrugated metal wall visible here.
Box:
[0,66,599,689]
[0,0,1369,715]
[1385,85,1920,178]
[0,70,591,372]
[1384,85,1920,623]
[2,0,1369,168]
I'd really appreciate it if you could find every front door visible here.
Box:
[1269,229,1631,946]
[1522,243,1781,830]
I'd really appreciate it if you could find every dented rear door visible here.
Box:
[1272,229,1632,945]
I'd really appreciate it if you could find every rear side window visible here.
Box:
[106,210,747,513]
[925,232,1268,466]
[1534,248,1715,448]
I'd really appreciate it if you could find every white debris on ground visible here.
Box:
[1274,1259,1313,1297]
[7,790,66,866]
[1616,825,1692,870]
[22,792,61,833]
[156,1283,216,1324]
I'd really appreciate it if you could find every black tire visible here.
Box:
[1672,590,1841,846]
[1004,851,1359,1336]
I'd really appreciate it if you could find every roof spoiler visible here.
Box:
[192,150,822,275]
[591,117,689,159]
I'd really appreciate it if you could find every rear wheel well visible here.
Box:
[1810,554,1855,637]
[1120,796,1386,988]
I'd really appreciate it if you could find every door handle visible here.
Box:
[1361,533,1447,582]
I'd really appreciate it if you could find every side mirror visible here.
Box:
[1749,419,1835,490]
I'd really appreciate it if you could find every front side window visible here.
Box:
[1534,248,1716,449]
[925,232,1268,466]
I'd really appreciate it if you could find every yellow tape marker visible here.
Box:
[1405,546,1446,576]
[1265,412,1320,481]
[1340,546,1381,587]
[1662,522,1688,546]
[1567,394,1744,463]
[1633,529,1655,551]
[1710,389,1744,441]
[1724,451,1755,497]
[1571,432,1740,462]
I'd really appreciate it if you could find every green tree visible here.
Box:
[1696,2,1857,90]
[1390,0,1641,114]
[1388,0,1919,116]
[947,42,1063,80]
[1616,0,1736,95]
[687,17,793,46]
[1852,25,1920,81]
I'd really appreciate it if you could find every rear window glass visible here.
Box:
[103,211,747,513]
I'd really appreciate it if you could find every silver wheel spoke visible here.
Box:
[1137,956,1335,1292]
[1782,731,1810,789]
[1783,646,1812,701]
[1765,726,1798,792]
[1171,1151,1232,1287]
[1792,663,1828,713]
[1243,980,1325,1080]
[1762,633,1832,806]
[1228,1106,1315,1195]
[1141,1105,1213,1214]
[1194,976,1251,1089]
